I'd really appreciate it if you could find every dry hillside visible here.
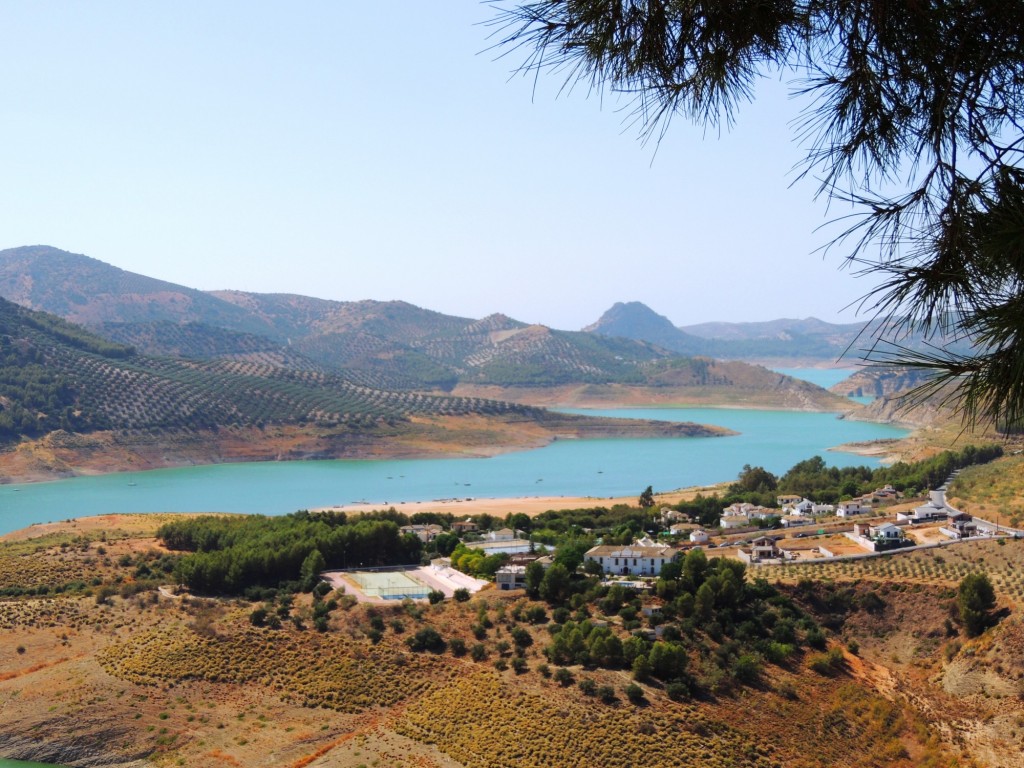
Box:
[2,511,1023,767]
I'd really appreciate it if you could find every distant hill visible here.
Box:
[586,301,979,366]
[680,316,865,342]
[586,301,865,361]
[830,366,937,399]
[582,301,709,356]
[0,245,278,338]
[0,247,846,409]
[0,295,545,442]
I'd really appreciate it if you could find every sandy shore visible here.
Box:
[318,484,730,519]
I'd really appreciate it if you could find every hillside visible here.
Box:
[454,357,853,410]
[831,366,937,399]
[0,245,277,338]
[0,296,731,481]
[0,247,846,408]
[2,511,1023,767]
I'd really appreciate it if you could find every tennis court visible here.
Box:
[348,570,432,600]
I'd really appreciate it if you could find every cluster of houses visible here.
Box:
[401,519,533,555]
[408,476,1007,596]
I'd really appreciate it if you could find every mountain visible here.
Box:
[680,316,866,342]
[586,301,981,368]
[0,294,736,479]
[0,245,278,337]
[0,247,847,410]
[585,301,866,361]
[0,295,535,439]
[582,301,709,355]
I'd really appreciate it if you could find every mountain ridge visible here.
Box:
[0,246,849,410]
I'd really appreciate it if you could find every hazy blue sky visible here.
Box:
[2,3,879,330]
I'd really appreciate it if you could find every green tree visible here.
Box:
[299,549,326,593]
[553,541,589,573]
[539,563,571,604]
[638,485,655,509]
[490,1,1024,428]
[525,560,545,599]
[733,465,778,494]
[958,573,997,637]
[648,640,688,681]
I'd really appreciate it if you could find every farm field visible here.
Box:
[775,538,1024,607]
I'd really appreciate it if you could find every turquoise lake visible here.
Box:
[0,403,906,536]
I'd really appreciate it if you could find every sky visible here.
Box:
[1,3,881,331]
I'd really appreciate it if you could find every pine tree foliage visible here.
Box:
[488,1,1024,428]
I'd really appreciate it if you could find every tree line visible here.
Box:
[158,511,422,595]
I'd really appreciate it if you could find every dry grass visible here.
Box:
[948,454,1024,528]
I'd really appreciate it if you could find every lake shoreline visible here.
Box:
[0,412,734,487]
[314,483,734,520]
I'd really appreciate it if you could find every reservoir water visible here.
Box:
[0,405,906,536]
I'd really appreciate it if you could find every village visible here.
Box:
[326,472,1019,602]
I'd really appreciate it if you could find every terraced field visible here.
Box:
[773,538,1024,607]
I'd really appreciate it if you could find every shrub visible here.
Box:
[625,683,645,705]
[732,654,762,685]
[449,638,467,657]
[470,643,487,662]
[808,647,845,675]
[525,604,548,624]
[453,588,470,602]
[553,667,574,687]
[510,626,533,648]
[598,685,616,704]
[428,590,445,605]
[578,678,597,696]
[665,681,690,702]
[249,607,267,627]
[958,573,996,637]
[805,627,827,650]
[407,627,446,653]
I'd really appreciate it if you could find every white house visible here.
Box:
[722,503,777,520]
[689,529,710,545]
[399,524,444,542]
[584,542,678,576]
[720,514,750,529]
[495,565,528,590]
[785,499,834,517]
[871,522,904,541]
[748,536,783,562]
[485,528,518,542]
[898,490,948,522]
[661,508,689,524]
[836,501,871,517]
